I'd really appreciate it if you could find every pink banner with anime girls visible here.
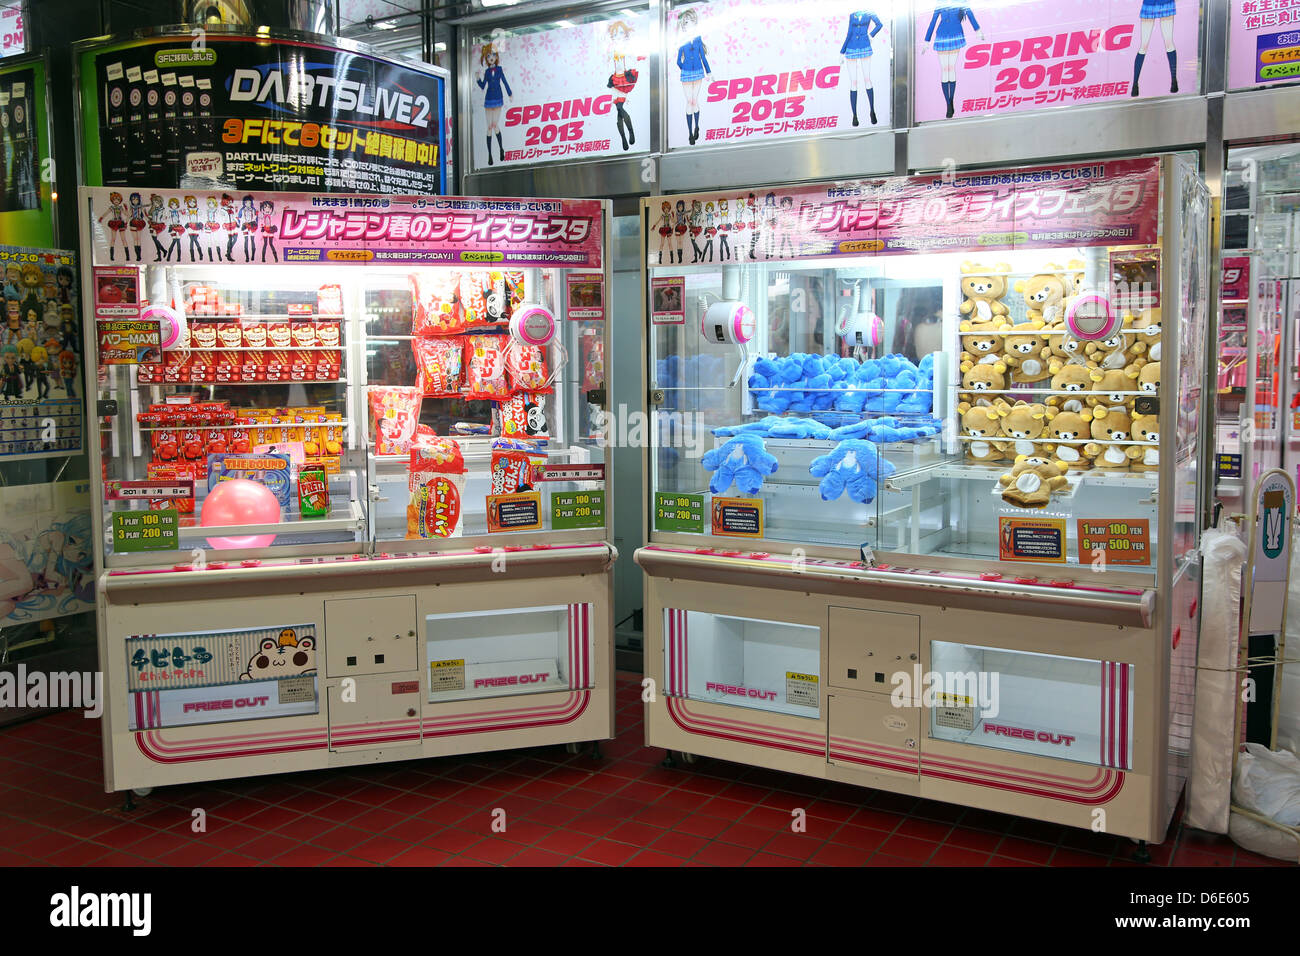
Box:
[84,188,604,269]
[646,157,1159,265]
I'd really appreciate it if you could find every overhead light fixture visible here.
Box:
[435,41,447,51]
[479,0,524,7]
[556,19,574,27]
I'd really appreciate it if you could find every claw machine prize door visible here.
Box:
[80,187,615,792]
[638,157,1208,842]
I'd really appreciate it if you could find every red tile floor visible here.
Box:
[0,674,1287,867]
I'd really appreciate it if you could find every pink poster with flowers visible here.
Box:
[913,1,1200,123]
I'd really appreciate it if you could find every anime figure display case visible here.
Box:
[637,155,1208,844]
[81,187,615,794]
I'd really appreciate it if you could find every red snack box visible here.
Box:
[315,350,341,381]
[287,303,313,317]
[163,351,189,384]
[214,350,242,383]
[188,353,214,384]
[316,319,341,347]
[241,350,266,382]
[291,321,317,348]
[242,321,267,349]
[290,350,315,382]
[317,284,344,316]
[265,350,293,382]
[266,319,292,349]
[190,322,218,349]
[216,321,244,350]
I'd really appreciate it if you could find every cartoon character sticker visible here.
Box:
[240,628,317,681]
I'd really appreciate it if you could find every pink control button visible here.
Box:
[694,548,715,554]
[208,561,228,570]
[533,543,553,550]
[749,552,769,560]
[979,572,1003,581]
[1013,576,1038,585]
[171,564,193,571]
[240,559,261,568]
[1048,579,1075,588]
[473,546,494,553]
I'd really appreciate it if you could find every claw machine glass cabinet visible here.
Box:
[637,156,1207,843]
[81,187,615,794]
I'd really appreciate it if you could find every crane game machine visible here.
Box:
[82,187,615,796]
[637,155,1207,847]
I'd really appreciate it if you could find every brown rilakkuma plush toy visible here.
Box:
[1045,327,1093,373]
[958,402,1008,463]
[999,455,1069,508]
[1014,265,1068,328]
[997,401,1050,461]
[1084,316,1144,373]
[959,327,1005,369]
[1137,360,1160,396]
[1130,413,1160,471]
[1001,321,1053,384]
[1042,408,1093,471]
[960,358,1007,405]
[1129,308,1162,363]
[958,263,1012,328]
[1085,408,1141,469]
[1046,364,1094,413]
[1087,366,1139,415]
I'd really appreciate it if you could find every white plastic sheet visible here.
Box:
[1230,743,1300,861]
[1184,524,1247,833]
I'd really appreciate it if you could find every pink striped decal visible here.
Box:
[1100,661,1133,771]
[665,609,688,697]
[582,603,591,689]
[565,603,592,690]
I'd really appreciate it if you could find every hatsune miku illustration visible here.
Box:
[675,8,712,146]
[606,20,645,151]
[476,42,513,166]
[259,199,278,263]
[97,191,129,261]
[0,511,95,623]
[1132,0,1179,96]
[923,7,983,119]
[840,11,884,126]
[653,200,674,264]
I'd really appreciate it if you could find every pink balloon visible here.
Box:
[201,478,282,550]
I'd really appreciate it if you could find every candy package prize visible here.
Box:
[506,342,551,393]
[489,438,547,495]
[407,439,467,539]
[413,336,465,397]
[367,385,422,455]
[465,335,512,401]
[410,269,464,335]
[208,452,292,508]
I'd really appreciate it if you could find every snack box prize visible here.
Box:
[207,453,292,509]
[407,439,467,539]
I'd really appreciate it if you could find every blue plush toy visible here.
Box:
[702,433,779,496]
[767,417,833,440]
[809,439,897,503]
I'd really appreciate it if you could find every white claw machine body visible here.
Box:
[637,155,1208,843]
[81,187,615,794]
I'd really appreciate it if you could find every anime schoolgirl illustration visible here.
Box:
[205,196,221,261]
[777,196,797,259]
[222,193,240,262]
[185,196,203,262]
[840,11,884,126]
[747,192,761,260]
[476,43,513,166]
[147,194,168,261]
[675,8,712,145]
[97,191,129,261]
[700,202,717,263]
[240,195,258,262]
[718,199,732,262]
[654,201,675,264]
[127,192,147,262]
[688,200,705,262]
[165,197,184,261]
[259,199,278,262]
[1132,0,1179,96]
[923,7,983,119]
[673,199,689,264]
[762,192,779,259]
[606,21,645,151]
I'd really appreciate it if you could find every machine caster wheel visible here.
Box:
[661,749,677,769]
[677,751,698,765]
[132,787,153,797]
[1132,840,1151,864]
[565,742,584,755]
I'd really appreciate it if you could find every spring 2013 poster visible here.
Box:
[469,13,652,170]
[666,0,896,151]
[913,1,1200,122]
